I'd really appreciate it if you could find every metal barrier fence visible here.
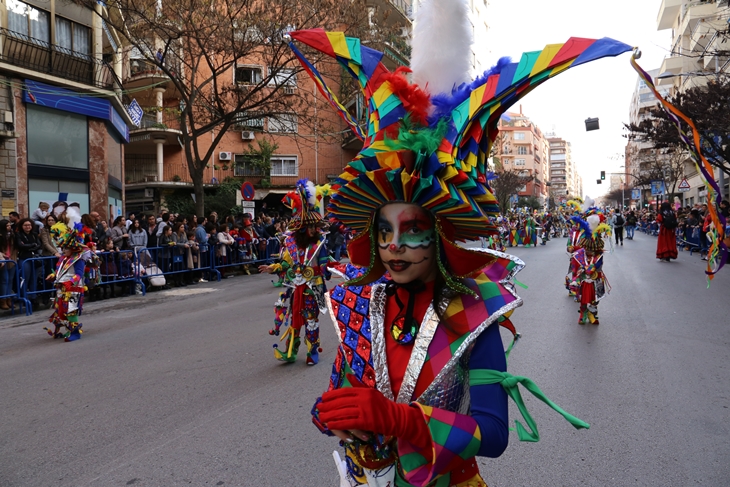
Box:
[4,238,284,316]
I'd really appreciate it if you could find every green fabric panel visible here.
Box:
[427,417,453,447]
[513,51,542,83]
[377,94,403,118]
[398,450,429,473]
[477,281,501,300]
[459,435,482,460]
[346,37,362,65]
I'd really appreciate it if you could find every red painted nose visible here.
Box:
[389,243,398,252]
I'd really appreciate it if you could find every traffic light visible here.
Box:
[597,179,602,184]
[600,171,605,180]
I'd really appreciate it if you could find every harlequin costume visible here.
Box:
[43,222,94,342]
[570,212,612,325]
[286,2,636,483]
[268,179,331,365]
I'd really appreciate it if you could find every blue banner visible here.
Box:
[650,180,665,195]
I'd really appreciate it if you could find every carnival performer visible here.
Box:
[258,179,331,366]
[285,0,634,481]
[43,222,94,342]
[569,213,611,325]
[656,202,679,262]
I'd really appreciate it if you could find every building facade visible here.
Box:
[0,0,133,221]
[496,111,550,206]
[655,0,730,204]
[547,135,582,202]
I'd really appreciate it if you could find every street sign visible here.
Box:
[631,188,641,200]
[127,99,144,127]
[678,178,691,192]
[241,201,255,208]
[650,180,665,195]
[240,181,255,201]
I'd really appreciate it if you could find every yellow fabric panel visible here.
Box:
[529,43,565,76]
[326,32,352,60]
[469,84,487,118]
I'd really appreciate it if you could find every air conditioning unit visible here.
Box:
[282,86,296,95]
[144,188,154,198]
[219,151,232,161]
[242,131,255,140]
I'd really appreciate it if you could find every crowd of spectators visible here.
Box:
[0,201,355,312]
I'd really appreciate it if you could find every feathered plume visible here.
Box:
[581,196,595,213]
[571,216,591,236]
[586,214,601,233]
[411,0,473,96]
[593,223,612,238]
[66,206,81,226]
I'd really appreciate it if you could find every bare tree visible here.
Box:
[629,146,686,200]
[490,169,534,214]
[88,0,403,214]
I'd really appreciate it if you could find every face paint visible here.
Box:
[377,203,437,284]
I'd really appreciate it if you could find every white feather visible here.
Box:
[66,207,81,226]
[581,196,595,213]
[411,0,473,95]
[305,181,317,208]
[586,214,601,232]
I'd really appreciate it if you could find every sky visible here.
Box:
[481,0,672,199]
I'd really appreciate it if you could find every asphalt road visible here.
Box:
[1,231,728,486]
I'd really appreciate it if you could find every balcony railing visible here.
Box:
[135,109,182,131]
[125,155,338,187]
[0,28,122,91]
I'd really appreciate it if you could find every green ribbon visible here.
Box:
[469,369,589,442]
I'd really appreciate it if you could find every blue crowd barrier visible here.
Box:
[3,237,286,316]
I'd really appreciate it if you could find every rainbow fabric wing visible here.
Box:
[441,38,634,192]
[289,29,403,146]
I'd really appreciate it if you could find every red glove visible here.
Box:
[318,378,431,448]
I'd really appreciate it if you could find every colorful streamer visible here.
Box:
[630,54,727,281]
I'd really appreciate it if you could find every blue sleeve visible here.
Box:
[469,321,509,458]
[74,258,86,278]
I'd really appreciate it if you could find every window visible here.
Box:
[27,105,88,169]
[270,156,298,176]
[514,132,525,140]
[233,154,266,177]
[8,0,50,42]
[268,113,297,133]
[518,185,527,193]
[234,111,265,129]
[55,16,90,55]
[268,67,297,86]
[29,179,89,215]
[235,65,263,85]
[517,146,528,155]
[515,158,526,166]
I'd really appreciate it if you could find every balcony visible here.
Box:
[677,1,718,38]
[128,109,182,148]
[125,156,330,188]
[0,28,122,91]
[657,0,681,30]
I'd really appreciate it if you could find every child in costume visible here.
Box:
[259,179,331,366]
[284,1,635,480]
[44,222,93,342]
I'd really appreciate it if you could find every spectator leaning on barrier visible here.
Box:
[40,214,61,258]
[15,218,42,304]
[0,219,17,310]
[110,216,130,251]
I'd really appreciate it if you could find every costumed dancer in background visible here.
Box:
[43,221,94,342]
[571,212,611,325]
[564,198,590,299]
[285,0,637,481]
[259,179,331,366]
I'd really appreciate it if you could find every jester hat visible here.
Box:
[282,178,323,231]
[287,28,633,281]
[50,222,89,252]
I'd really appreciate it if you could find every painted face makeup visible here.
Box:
[377,203,437,284]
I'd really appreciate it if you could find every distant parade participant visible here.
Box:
[258,179,331,365]
[568,209,612,325]
[43,221,96,342]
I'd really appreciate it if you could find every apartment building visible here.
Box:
[496,111,550,205]
[547,136,582,201]
[655,0,730,204]
[123,0,413,215]
[0,0,133,220]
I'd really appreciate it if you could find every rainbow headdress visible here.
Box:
[288,29,633,280]
[50,222,89,252]
[282,179,323,232]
